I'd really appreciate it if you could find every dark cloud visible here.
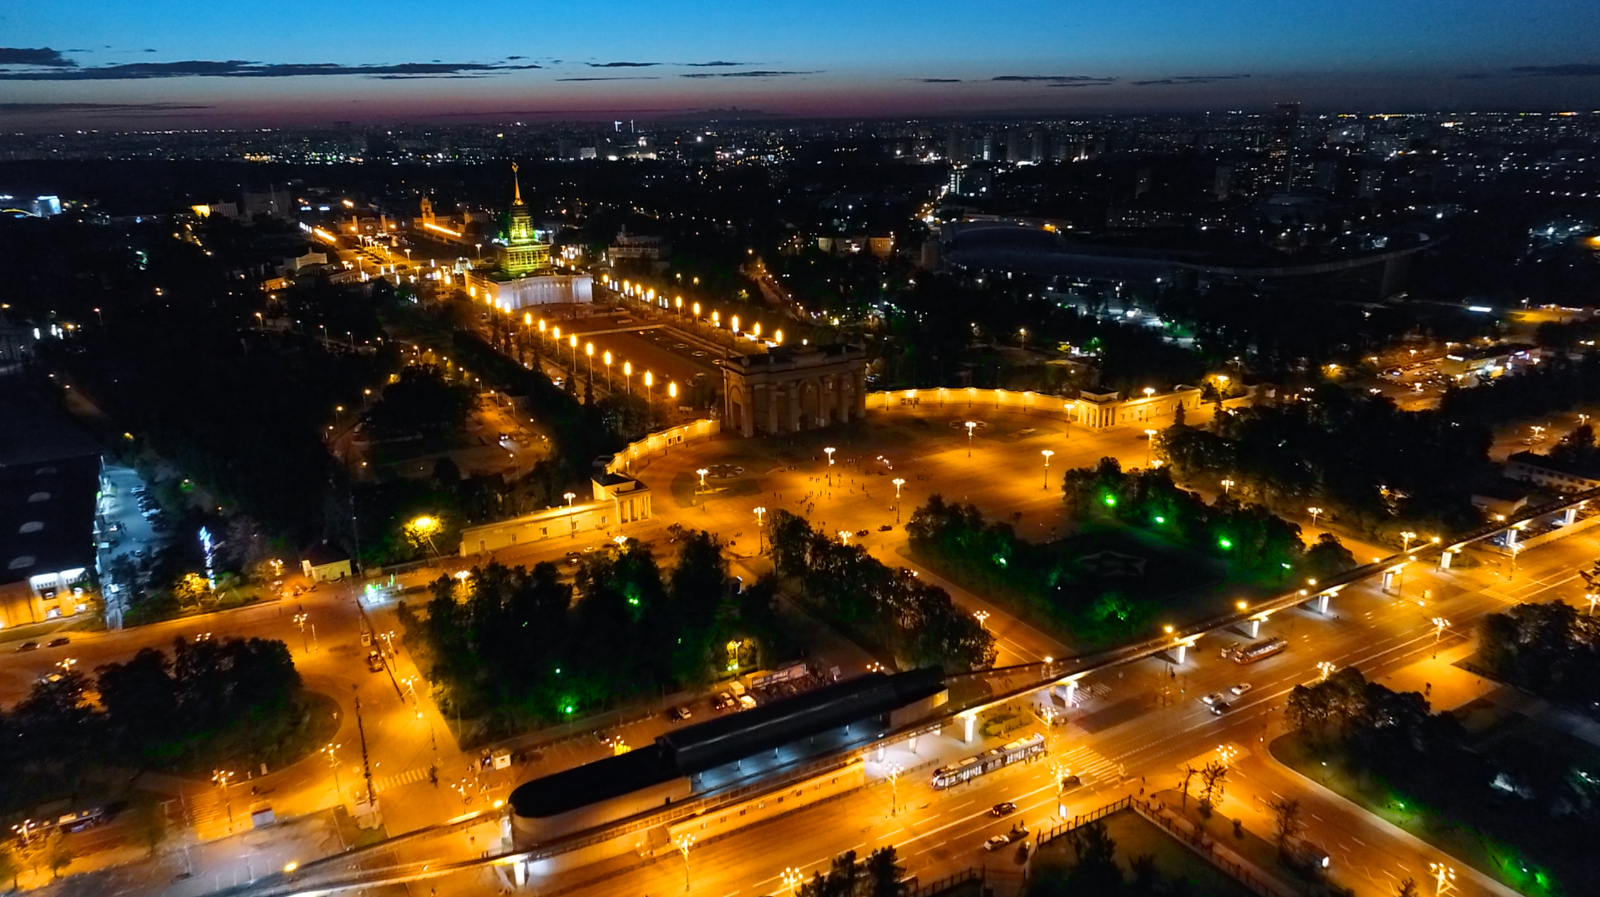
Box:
[0,59,541,81]
[682,61,750,67]
[0,101,210,115]
[586,61,660,68]
[1131,73,1250,86]
[680,70,819,79]
[1457,72,1491,80]
[143,49,157,53]
[916,78,963,83]
[556,76,661,82]
[1511,64,1600,77]
[991,75,1113,84]
[506,55,526,60]
[0,47,76,67]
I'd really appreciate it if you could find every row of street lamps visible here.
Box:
[524,316,680,414]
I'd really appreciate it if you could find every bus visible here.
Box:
[932,732,1045,789]
[1226,638,1288,664]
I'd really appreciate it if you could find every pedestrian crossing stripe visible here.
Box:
[1053,745,1124,784]
[372,766,430,794]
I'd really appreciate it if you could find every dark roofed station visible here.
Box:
[508,668,947,851]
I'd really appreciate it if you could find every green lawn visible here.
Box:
[911,524,1278,653]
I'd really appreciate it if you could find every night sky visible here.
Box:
[3,0,1599,127]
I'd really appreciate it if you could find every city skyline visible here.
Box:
[3,0,1600,127]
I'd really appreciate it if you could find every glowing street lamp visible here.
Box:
[974,610,990,628]
[644,371,654,414]
[212,768,236,832]
[1431,617,1450,642]
[697,468,710,489]
[965,420,977,456]
[603,350,613,389]
[675,833,696,892]
[1400,530,1417,552]
[564,492,577,507]
[1307,506,1324,528]
[585,341,594,381]
[1430,862,1457,897]
[1316,661,1336,682]
[1041,449,1055,489]
[782,867,804,897]
[1143,429,1157,465]
[893,476,906,522]
[569,333,578,367]
[838,530,852,544]
[623,361,633,395]
[1221,478,1235,494]
[668,381,678,412]
[885,761,903,816]
[754,506,767,553]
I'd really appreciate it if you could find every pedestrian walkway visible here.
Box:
[373,765,432,794]
[1053,744,1124,786]
[187,788,237,842]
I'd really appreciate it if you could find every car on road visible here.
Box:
[1209,701,1232,715]
[1229,683,1253,696]
[738,694,757,710]
[990,801,1017,817]
[692,350,707,357]
[983,835,1011,852]
[564,551,583,566]
[713,692,734,711]
[46,637,69,648]
[15,641,38,652]
[366,651,385,672]
[667,705,692,722]
[1200,692,1224,706]
[1061,774,1082,789]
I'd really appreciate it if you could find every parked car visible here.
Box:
[366,651,385,672]
[667,705,692,722]
[737,694,757,710]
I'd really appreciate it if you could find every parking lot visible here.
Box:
[97,464,169,626]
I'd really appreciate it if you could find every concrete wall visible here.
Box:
[458,503,615,556]
[607,418,721,476]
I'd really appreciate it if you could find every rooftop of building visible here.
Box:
[509,667,945,820]
[0,454,100,587]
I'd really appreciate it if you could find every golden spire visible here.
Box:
[512,162,522,205]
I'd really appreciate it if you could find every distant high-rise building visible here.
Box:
[1265,102,1299,192]
[1213,165,1233,200]
[501,163,550,277]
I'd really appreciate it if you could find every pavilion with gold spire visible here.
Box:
[467,163,592,310]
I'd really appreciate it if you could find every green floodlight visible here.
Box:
[1103,495,1117,507]
[1219,538,1233,550]
[1154,515,1166,524]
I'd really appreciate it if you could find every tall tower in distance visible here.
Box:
[501,162,550,277]
[1265,102,1299,193]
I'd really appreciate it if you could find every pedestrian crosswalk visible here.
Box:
[371,765,431,794]
[1051,744,1124,786]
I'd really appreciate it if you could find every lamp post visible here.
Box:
[585,342,594,382]
[825,446,836,485]
[893,477,906,523]
[1041,449,1055,490]
[668,381,678,417]
[838,530,851,545]
[323,743,343,800]
[1431,617,1450,642]
[754,507,766,553]
[603,350,613,390]
[965,420,977,456]
[675,833,695,893]
[1221,478,1234,495]
[974,610,990,628]
[1307,506,1324,529]
[1401,530,1417,552]
[644,371,654,416]
[697,468,710,490]
[782,867,804,897]
[623,361,633,395]
[1143,429,1156,465]
[1316,661,1335,682]
[212,768,236,833]
[1430,862,1457,897]
[885,762,903,816]
[569,333,578,368]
